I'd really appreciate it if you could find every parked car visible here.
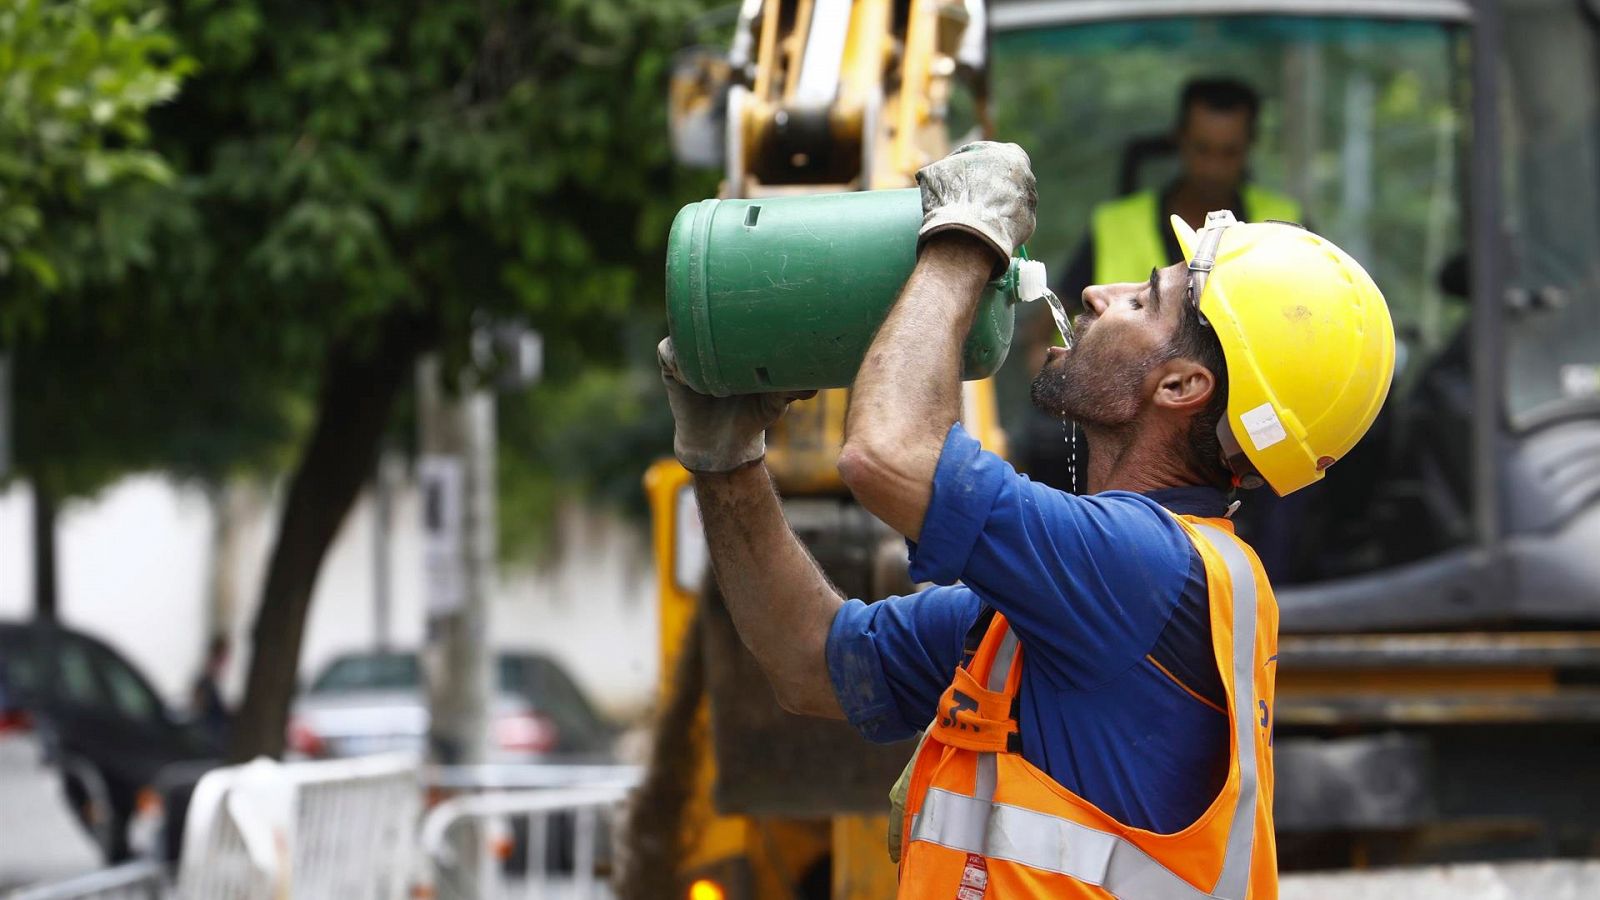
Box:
[0,622,220,862]
[289,650,617,762]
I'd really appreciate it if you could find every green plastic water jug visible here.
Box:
[665,188,1042,397]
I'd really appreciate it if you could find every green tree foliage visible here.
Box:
[140,0,716,759]
[0,0,190,337]
[0,0,297,621]
[154,0,714,373]
[13,311,306,500]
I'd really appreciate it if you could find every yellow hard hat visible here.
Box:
[1171,211,1395,496]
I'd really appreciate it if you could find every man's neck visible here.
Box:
[1081,421,1208,495]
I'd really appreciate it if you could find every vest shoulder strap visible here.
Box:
[926,611,1022,754]
[1182,519,1263,899]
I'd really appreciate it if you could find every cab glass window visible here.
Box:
[1500,0,1600,426]
[977,14,1472,581]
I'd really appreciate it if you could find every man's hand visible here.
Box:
[916,141,1038,277]
[659,337,815,474]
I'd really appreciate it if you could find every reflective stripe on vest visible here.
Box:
[988,629,1019,694]
[906,523,1260,899]
[912,788,1212,900]
[1090,186,1303,285]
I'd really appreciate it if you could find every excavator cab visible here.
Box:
[982,4,1478,580]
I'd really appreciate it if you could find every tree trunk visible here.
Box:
[203,480,242,644]
[32,482,57,621]
[228,312,435,762]
[0,352,12,479]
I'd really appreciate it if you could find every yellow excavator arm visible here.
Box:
[686,0,1003,494]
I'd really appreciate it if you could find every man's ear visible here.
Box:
[1151,359,1216,413]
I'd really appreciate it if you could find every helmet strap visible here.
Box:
[1186,209,1238,323]
[1192,210,1264,491]
[1216,419,1267,491]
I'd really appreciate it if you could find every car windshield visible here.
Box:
[310,654,422,693]
[310,652,581,702]
[1500,0,1600,426]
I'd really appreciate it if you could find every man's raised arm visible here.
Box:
[657,342,844,719]
[839,142,1037,540]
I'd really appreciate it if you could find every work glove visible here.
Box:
[658,337,816,474]
[915,141,1038,278]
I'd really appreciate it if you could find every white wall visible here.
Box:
[0,474,659,720]
[491,501,660,719]
[0,478,213,704]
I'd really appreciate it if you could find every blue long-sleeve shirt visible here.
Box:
[825,423,1231,833]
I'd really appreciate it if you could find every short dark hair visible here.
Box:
[1177,77,1261,138]
[1163,298,1232,490]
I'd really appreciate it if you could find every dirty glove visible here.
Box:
[658,337,816,474]
[915,141,1037,278]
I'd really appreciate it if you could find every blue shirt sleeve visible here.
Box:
[825,585,983,743]
[909,423,1192,690]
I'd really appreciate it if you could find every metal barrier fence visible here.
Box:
[11,760,641,900]
[5,861,168,900]
[427,764,643,793]
[175,754,419,900]
[418,765,641,900]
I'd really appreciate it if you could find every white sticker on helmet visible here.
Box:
[1240,402,1288,452]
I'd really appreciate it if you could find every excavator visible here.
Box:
[642,0,1600,896]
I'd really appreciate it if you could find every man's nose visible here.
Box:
[1080,282,1118,316]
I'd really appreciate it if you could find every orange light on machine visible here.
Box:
[688,879,725,900]
[134,786,163,817]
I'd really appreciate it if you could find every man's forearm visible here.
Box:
[693,462,845,719]
[840,235,995,538]
[853,237,994,440]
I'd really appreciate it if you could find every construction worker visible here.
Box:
[658,142,1393,897]
[1059,77,1303,301]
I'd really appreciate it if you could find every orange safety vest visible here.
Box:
[896,516,1280,899]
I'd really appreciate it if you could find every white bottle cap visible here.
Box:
[1016,259,1050,302]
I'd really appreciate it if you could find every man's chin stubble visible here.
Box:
[1030,369,1073,419]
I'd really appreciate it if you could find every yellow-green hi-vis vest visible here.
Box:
[1090,186,1302,285]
